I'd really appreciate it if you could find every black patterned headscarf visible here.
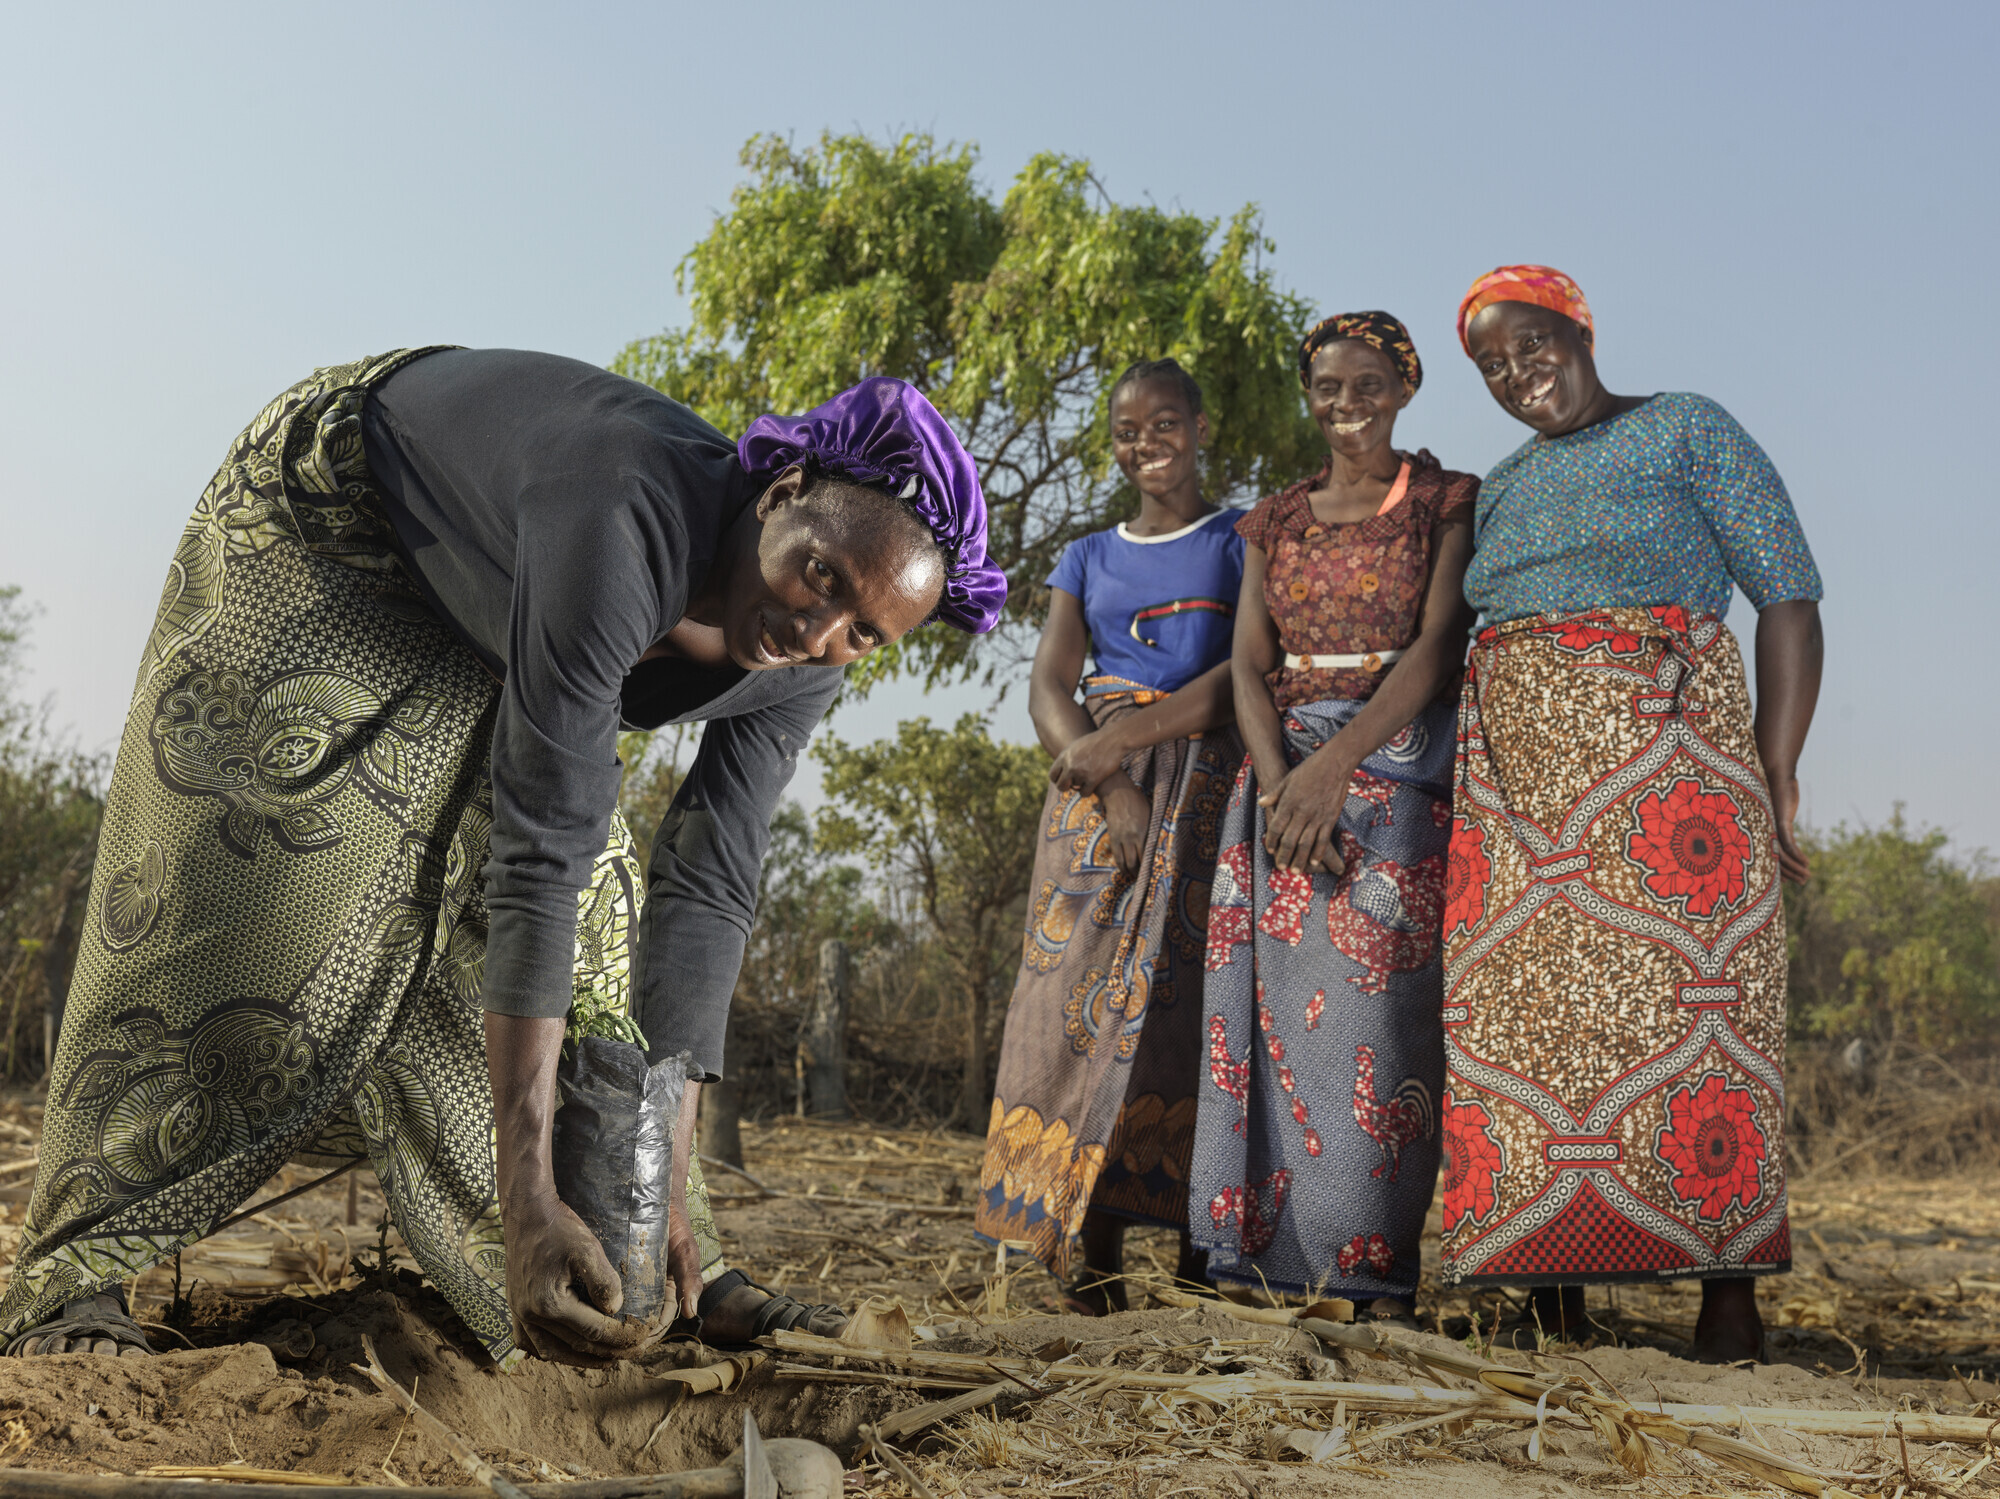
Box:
[1298,311,1423,393]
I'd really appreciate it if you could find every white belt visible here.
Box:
[1285,649,1404,672]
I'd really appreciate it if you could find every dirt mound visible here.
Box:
[0,1282,900,1484]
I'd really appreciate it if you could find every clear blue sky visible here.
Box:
[3,2,1993,849]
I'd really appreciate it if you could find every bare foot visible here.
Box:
[1062,1211,1128,1316]
[1692,1277,1763,1364]
[1523,1284,1588,1343]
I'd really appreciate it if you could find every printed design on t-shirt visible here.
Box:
[1129,597,1234,647]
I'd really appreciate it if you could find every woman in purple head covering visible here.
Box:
[0,348,1001,1368]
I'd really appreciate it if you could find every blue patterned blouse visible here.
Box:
[1464,392,1822,624]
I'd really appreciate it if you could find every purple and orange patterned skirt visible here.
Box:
[976,686,1241,1276]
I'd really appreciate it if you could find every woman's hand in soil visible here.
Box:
[1099,774,1151,877]
[1258,745,1353,875]
[1048,725,1130,795]
[503,1193,647,1368]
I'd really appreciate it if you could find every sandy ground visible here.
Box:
[0,1099,1992,1494]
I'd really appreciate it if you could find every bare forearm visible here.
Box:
[1089,660,1237,761]
[483,1012,564,1214]
[670,1079,699,1218]
[1233,655,1290,785]
[1752,599,1823,780]
[1030,675,1098,759]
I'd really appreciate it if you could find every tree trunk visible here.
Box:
[700,1008,745,1170]
[800,939,850,1119]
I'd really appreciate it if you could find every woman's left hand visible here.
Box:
[1768,770,1811,885]
[1048,726,1129,794]
[1259,743,1354,875]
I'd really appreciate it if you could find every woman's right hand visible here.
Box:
[1098,774,1151,877]
[1258,745,1354,875]
[502,1190,649,1367]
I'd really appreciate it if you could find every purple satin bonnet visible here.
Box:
[737,377,1008,635]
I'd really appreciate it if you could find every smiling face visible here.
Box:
[1306,340,1412,463]
[1465,300,1604,435]
[1110,376,1207,499]
[716,468,946,670]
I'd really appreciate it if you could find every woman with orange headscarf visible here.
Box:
[1439,267,1823,1361]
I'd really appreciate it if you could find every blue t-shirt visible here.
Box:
[1046,509,1246,693]
[1465,392,1823,624]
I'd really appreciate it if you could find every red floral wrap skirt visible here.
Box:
[1439,606,1791,1286]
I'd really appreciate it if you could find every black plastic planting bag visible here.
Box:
[551,1037,696,1324]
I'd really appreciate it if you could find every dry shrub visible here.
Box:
[1787,1039,2000,1176]
[0,587,103,1082]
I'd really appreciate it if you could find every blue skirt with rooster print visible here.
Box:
[1189,694,1455,1304]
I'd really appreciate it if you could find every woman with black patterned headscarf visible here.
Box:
[1188,312,1478,1326]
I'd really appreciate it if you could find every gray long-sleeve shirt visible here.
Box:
[360,348,841,1077]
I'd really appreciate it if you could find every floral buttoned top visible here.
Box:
[1236,449,1478,709]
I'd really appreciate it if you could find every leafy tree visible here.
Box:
[615,725,697,872]
[614,130,1318,690]
[1787,809,1999,1048]
[814,715,1046,1128]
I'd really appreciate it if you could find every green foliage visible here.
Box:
[1786,809,1999,1047]
[814,714,1046,950]
[613,130,1319,690]
[615,725,695,872]
[616,724,893,1014]
[565,981,646,1055]
[814,714,1047,1124]
[737,801,897,1015]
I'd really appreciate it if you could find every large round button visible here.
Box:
[1288,581,1309,602]
[1358,572,1381,595]
[1362,652,1383,672]
[1303,524,1326,540]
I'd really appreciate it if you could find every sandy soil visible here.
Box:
[0,1101,1992,1494]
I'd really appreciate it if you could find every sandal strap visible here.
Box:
[694,1267,753,1319]
[748,1291,841,1339]
[8,1291,154,1357]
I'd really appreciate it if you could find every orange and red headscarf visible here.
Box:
[1456,265,1593,354]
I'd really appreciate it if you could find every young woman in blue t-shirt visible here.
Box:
[975,360,1245,1312]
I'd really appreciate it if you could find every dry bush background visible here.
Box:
[2,594,1995,1177]
[0,588,103,1084]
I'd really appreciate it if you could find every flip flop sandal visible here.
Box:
[8,1289,154,1359]
[696,1268,846,1349]
[1361,1299,1421,1332]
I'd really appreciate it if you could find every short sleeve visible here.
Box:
[1434,471,1479,521]
[1235,494,1282,551]
[1046,534,1090,598]
[1682,396,1824,609]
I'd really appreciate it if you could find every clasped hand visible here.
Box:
[1257,744,1355,876]
[1047,725,1129,795]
